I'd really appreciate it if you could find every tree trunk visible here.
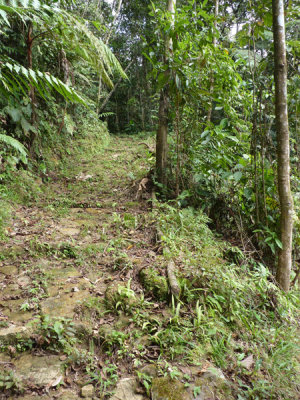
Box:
[27,22,37,150]
[156,0,176,187]
[207,0,219,123]
[272,0,294,292]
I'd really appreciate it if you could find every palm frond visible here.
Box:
[62,16,128,87]
[0,0,48,25]
[0,60,85,104]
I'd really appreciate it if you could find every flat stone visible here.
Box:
[0,265,18,275]
[202,367,226,381]
[0,353,11,363]
[110,378,144,400]
[14,354,62,387]
[86,208,101,215]
[70,208,83,213]
[81,384,94,398]
[7,395,49,400]
[6,307,34,323]
[139,364,158,378]
[1,285,22,298]
[57,390,79,399]
[17,275,31,287]
[0,324,31,343]
[58,227,80,236]
[41,290,88,318]
[193,367,233,400]
[240,355,254,370]
[47,266,79,280]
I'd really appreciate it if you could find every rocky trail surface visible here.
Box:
[0,135,246,400]
[0,136,159,399]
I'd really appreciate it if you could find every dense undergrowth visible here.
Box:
[152,202,300,399]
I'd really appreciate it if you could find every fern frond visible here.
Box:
[99,112,114,118]
[0,133,28,163]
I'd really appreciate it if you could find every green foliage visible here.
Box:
[86,360,118,396]
[152,202,300,398]
[0,61,85,104]
[0,133,27,163]
[37,315,77,353]
[0,370,22,393]
[65,16,127,88]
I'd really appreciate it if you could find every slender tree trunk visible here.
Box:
[156,0,176,187]
[115,100,120,133]
[262,104,268,225]
[272,0,294,292]
[249,30,260,225]
[175,91,180,196]
[58,49,70,135]
[207,0,219,123]
[27,22,37,150]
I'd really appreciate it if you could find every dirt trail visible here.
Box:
[0,136,155,399]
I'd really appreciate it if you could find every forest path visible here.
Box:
[0,134,155,399]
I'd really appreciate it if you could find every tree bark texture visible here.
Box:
[156,0,176,187]
[27,22,37,149]
[207,0,218,123]
[272,0,294,292]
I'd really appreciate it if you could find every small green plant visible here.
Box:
[137,371,152,396]
[111,279,138,313]
[210,334,232,369]
[86,360,118,396]
[254,226,283,255]
[169,296,182,325]
[113,251,133,270]
[117,279,135,299]
[0,370,22,393]
[36,315,77,353]
[193,300,204,328]
[19,302,30,312]
[104,330,129,357]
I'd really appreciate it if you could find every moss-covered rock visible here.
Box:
[139,268,168,301]
[105,281,138,312]
[0,324,33,345]
[151,377,191,400]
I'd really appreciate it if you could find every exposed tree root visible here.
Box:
[167,260,180,298]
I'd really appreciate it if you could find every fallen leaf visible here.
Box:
[47,375,63,389]
[197,361,212,374]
